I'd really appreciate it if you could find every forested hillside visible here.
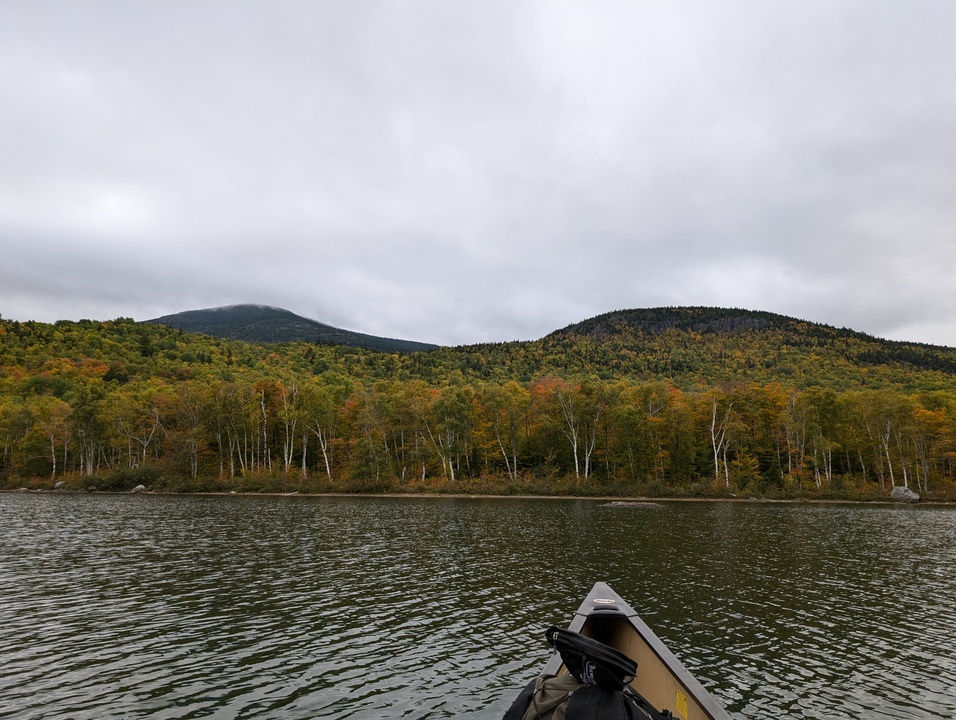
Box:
[2,308,955,500]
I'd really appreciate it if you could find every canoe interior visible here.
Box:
[541,582,732,720]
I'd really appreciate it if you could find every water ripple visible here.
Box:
[2,495,955,719]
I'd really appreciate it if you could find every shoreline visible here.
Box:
[4,488,949,505]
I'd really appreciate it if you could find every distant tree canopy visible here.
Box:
[2,310,955,498]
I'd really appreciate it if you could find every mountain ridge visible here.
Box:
[142,304,956,382]
[148,303,956,350]
[549,306,944,347]
[532,306,956,381]
[146,304,438,353]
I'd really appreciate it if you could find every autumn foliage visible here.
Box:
[2,313,955,499]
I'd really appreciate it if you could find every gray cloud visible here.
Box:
[2,0,956,346]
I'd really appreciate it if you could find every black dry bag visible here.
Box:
[544,626,637,691]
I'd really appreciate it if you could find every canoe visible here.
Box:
[516,581,732,720]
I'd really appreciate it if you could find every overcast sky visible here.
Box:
[2,1,955,347]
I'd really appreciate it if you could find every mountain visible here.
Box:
[550,306,827,338]
[523,306,956,386]
[146,305,438,353]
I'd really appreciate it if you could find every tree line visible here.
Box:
[3,371,955,499]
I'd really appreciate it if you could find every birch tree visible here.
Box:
[30,395,72,480]
[709,395,734,487]
[300,377,348,482]
[480,381,530,482]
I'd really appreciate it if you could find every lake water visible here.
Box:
[1,493,954,719]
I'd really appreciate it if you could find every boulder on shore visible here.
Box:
[890,485,920,503]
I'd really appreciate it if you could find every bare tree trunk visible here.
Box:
[880,420,896,487]
[556,390,581,480]
[301,430,308,479]
[710,398,733,487]
[493,419,516,482]
[583,407,601,480]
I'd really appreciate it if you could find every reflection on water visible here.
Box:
[1,494,954,719]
